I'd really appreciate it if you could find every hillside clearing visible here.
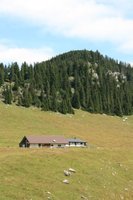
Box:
[0,102,133,148]
[0,148,133,200]
[0,102,133,199]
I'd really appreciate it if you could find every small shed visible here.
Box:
[67,138,87,147]
[19,135,68,148]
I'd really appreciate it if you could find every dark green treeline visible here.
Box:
[0,50,133,116]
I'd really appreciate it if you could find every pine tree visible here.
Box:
[42,97,49,111]
[12,75,19,91]
[79,85,86,108]
[59,99,68,114]
[72,90,80,109]
[0,63,4,86]
[34,96,41,108]
[22,87,31,107]
[4,85,12,104]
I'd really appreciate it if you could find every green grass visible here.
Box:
[0,102,133,199]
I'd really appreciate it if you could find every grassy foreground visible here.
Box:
[0,102,133,199]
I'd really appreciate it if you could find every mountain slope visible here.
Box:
[0,102,133,199]
[0,50,133,116]
[0,101,133,148]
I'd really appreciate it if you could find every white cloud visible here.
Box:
[0,0,121,36]
[0,0,133,55]
[0,43,54,64]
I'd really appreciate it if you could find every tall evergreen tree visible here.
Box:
[4,85,12,104]
[0,63,4,86]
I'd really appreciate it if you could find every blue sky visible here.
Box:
[0,0,133,65]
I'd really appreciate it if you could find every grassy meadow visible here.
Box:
[0,102,133,200]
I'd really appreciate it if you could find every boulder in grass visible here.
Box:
[81,195,88,199]
[63,179,69,184]
[47,192,51,195]
[68,168,76,173]
[64,170,71,176]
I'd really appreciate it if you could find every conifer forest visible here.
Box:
[0,50,133,116]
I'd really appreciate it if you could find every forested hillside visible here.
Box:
[0,50,133,116]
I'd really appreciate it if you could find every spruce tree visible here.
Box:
[4,85,12,104]
[72,90,80,109]
[0,63,4,86]
[22,87,31,107]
